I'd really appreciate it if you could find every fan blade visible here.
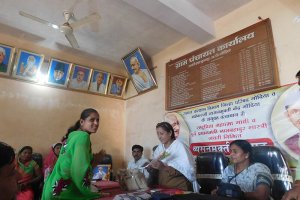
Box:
[19,11,59,30]
[70,13,100,29]
[65,32,79,48]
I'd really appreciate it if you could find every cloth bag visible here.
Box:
[118,169,148,191]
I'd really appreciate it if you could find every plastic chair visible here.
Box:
[196,152,229,194]
[252,146,293,200]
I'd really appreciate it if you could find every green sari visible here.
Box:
[42,131,100,200]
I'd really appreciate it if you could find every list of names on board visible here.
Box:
[166,19,279,110]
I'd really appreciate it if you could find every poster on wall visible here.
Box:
[170,84,300,167]
[0,43,15,76]
[47,58,72,87]
[68,64,92,90]
[12,49,44,82]
[271,84,300,162]
[88,70,110,95]
[122,48,157,94]
[164,112,190,146]
[108,75,127,97]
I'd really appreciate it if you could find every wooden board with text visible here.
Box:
[166,19,280,110]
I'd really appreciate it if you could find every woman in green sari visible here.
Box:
[42,108,102,200]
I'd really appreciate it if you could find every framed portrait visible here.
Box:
[88,70,110,94]
[121,48,157,93]
[47,58,72,87]
[0,43,15,76]
[164,112,190,146]
[68,64,92,90]
[12,49,44,82]
[92,164,111,181]
[108,74,127,97]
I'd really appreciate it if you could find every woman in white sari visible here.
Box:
[148,122,200,192]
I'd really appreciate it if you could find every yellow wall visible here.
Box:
[0,77,126,171]
[125,0,300,163]
[0,33,127,172]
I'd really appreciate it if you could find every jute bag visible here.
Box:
[117,169,148,191]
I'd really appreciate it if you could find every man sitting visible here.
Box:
[127,144,150,179]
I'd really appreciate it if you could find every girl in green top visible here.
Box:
[42,108,101,200]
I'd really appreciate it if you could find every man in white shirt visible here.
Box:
[89,72,106,94]
[69,68,88,89]
[127,144,149,179]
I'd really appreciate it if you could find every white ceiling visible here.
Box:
[0,0,251,71]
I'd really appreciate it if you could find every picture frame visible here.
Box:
[12,49,44,82]
[88,70,110,94]
[92,164,112,181]
[0,43,15,76]
[121,48,156,93]
[68,64,92,90]
[108,74,127,97]
[47,58,72,87]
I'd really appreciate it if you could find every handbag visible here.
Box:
[216,182,244,199]
[117,169,148,191]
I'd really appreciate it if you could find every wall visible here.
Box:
[0,33,126,172]
[125,0,300,163]
[0,0,299,171]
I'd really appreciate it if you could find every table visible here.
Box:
[93,181,238,200]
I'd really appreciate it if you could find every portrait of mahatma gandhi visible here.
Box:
[122,48,156,93]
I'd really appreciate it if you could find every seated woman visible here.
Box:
[16,146,42,200]
[148,122,199,192]
[43,142,62,182]
[212,140,273,200]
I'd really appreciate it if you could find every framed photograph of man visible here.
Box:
[108,75,127,97]
[92,164,111,181]
[47,58,72,87]
[12,49,44,82]
[0,43,15,76]
[122,48,156,93]
[88,70,110,94]
[68,64,91,90]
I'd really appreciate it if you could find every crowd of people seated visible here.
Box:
[2,112,300,200]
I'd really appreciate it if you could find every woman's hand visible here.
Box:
[148,159,165,170]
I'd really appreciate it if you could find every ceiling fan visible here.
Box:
[19,10,100,48]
